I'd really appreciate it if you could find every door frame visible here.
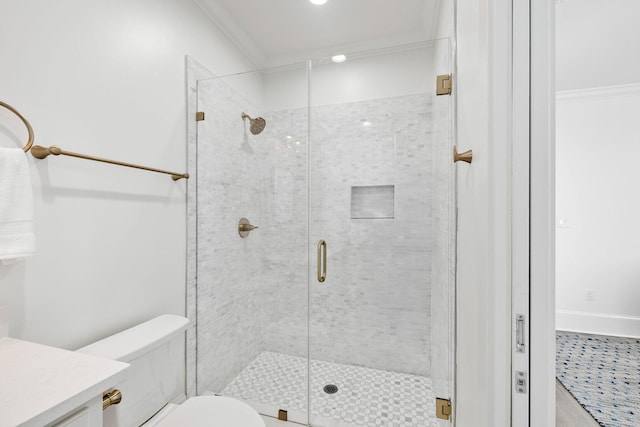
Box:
[511,0,531,424]
[470,0,555,423]
[511,0,556,424]
[528,0,556,425]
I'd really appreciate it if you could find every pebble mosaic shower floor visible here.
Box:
[218,351,438,427]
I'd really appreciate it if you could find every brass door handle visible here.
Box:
[454,146,473,163]
[317,240,327,283]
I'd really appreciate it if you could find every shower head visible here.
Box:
[241,113,267,135]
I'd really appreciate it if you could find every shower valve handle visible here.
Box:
[239,223,258,232]
[238,218,258,238]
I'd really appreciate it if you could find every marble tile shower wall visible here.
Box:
[196,77,310,393]
[258,108,309,359]
[196,77,269,393]
[259,95,434,377]
[305,94,434,376]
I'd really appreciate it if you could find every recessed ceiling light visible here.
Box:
[361,120,372,127]
[286,135,292,139]
[310,0,327,5]
[331,54,346,63]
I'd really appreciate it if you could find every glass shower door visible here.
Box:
[194,63,311,424]
[307,39,455,427]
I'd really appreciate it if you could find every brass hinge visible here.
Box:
[196,112,205,121]
[436,397,452,420]
[436,74,452,96]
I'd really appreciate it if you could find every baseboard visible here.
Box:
[556,310,640,338]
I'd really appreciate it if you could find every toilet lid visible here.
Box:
[155,396,265,427]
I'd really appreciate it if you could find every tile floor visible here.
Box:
[218,351,438,427]
[261,416,299,427]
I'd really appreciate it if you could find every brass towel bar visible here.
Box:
[31,145,189,181]
[0,101,34,152]
[1,100,187,181]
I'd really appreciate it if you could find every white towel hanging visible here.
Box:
[0,148,35,263]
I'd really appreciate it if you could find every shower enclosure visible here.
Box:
[189,38,456,427]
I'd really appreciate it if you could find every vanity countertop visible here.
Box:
[0,337,129,426]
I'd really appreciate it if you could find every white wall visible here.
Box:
[0,0,253,350]
[556,85,640,337]
[260,45,436,111]
[555,0,640,339]
[194,76,269,393]
[556,0,640,91]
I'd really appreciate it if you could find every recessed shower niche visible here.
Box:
[351,185,395,219]
[188,38,456,427]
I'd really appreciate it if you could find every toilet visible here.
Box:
[77,314,265,427]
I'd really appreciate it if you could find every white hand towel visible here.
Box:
[0,148,35,263]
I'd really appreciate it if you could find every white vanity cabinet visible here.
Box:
[48,398,102,427]
[0,337,129,427]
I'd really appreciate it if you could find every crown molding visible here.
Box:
[192,0,266,68]
[557,83,640,101]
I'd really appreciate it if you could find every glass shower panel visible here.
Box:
[430,37,456,427]
[308,39,454,427]
[195,63,310,424]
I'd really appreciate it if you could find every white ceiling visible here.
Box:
[194,0,441,67]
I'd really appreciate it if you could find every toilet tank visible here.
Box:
[77,315,190,427]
